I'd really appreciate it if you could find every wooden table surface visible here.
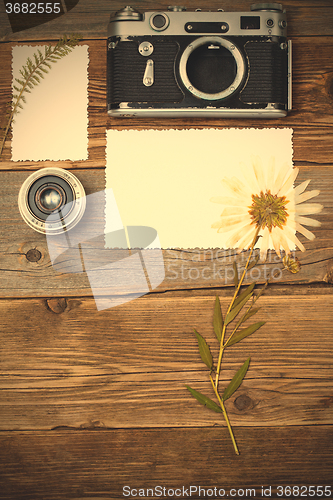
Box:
[0,1,332,499]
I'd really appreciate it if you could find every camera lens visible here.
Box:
[18,168,86,234]
[266,18,274,27]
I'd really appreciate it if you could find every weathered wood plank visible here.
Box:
[1,165,332,297]
[0,39,107,166]
[0,427,332,500]
[1,37,333,164]
[1,372,332,430]
[0,0,332,496]
[1,0,333,40]
[0,294,332,430]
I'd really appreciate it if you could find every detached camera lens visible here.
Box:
[18,167,86,235]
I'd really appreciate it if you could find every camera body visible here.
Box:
[107,3,292,118]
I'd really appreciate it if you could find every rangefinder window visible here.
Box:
[241,16,260,29]
[184,22,229,34]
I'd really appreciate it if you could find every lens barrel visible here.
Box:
[18,168,86,235]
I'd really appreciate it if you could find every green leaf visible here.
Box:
[225,321,265,348]
[222,357,251,402]
[233,261,239,288]
[254,282,268,302]
[193,329,214,370]
[254,235,261,246]
[247,254,260,271]
[185,385,222,413]
[232,282,255,310]
[225,293,253,326]
[213,296,223,343]
[241,307,261,323]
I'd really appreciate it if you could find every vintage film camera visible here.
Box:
[107,3,292,118]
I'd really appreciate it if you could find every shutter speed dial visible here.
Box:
[168,6,186,11]
[251,3,283,11]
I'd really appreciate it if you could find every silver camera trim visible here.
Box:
[111,106,287,118]
[108,9,288,38]
[18,167,86,235]
[179,36,246,101]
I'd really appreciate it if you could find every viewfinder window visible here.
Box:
[241,16,260,29]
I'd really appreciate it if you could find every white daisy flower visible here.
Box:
[211,156,323,261]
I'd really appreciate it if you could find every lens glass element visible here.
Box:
[40,189,62,211]
[36,184,66,213]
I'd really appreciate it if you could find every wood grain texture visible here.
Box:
[1,294,332,430]
[0,427,332,500]
[1,37,333,164]
[0,1,332,498]
[1,0,333,40]
[0,39,107,166]
[0,166,332,297]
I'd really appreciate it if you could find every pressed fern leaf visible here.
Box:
[0,34,81,158]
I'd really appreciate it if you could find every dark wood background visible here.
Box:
[0,1,332,499]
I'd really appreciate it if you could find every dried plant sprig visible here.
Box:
[186,159,323,455]
[186,232,302,455]
[186,229,263,456]
[0,34,81,158]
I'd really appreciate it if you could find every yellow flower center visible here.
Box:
[249,190,289,231]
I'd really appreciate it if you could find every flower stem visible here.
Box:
[215,226,261,388]
[211,226,261,455]
[209,374,239,455]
